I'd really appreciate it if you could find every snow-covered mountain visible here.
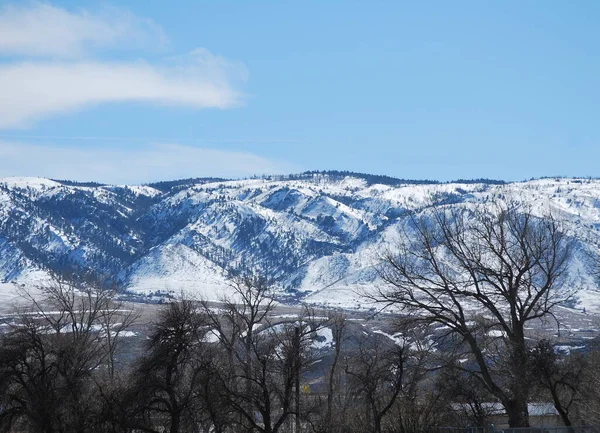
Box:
[0,172,599,310]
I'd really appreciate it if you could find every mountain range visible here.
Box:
[0,171,599,311]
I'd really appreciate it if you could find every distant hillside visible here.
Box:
[0,174,598,310]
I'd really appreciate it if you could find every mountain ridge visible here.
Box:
[0,173,599,310]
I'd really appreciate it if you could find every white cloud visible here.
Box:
[0,3,246,128]
[0,142,300,184]
[0,2,166,58]
[0,51,246,129]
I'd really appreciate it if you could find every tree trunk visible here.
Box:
[374,415,382,433]
[169,407,181,433]
[550,386,572,427]
[326,317,345,432]
[295,326,301,433]
[504,398,529,428]
[504,334,531,428]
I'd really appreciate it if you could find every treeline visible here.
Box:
[2,276,600,433]
[146,177,229,193]
[0,276,446,433]
[270,171,506,186]
[50,179,108,187]
[45,172,508,189]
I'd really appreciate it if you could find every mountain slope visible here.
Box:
[0,174,598,309]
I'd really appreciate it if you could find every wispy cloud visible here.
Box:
[0,53,246,129]
[0,3,246,129]
[0,2,166,58]
[0,142,300,184]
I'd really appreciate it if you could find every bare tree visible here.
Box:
[389,326,455,433]
[0,276,137,433]
[344,334,406,433]
[531,340,586,427]
[438,360,496,428]
[201,274,323,433]
[129,299,212,433]
[378,204,574,427]
[573,346,600,425]
[323,312,349,433]
[201,274,277,432]
[20,274,138,378]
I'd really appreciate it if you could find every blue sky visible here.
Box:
[0,1,598,184]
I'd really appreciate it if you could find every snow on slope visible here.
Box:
[126,243,232,300]
[0,175,599,311]
[0,282,25,312]
[0,177,62,191]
